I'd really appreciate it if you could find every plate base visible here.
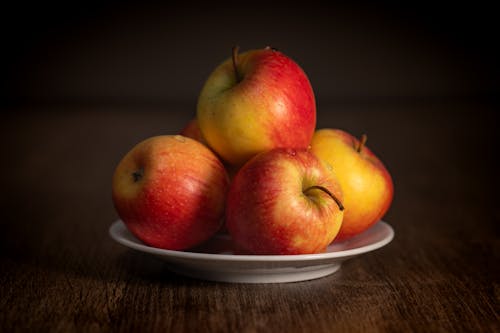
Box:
[165,262,342,283]
[110,220,394,284]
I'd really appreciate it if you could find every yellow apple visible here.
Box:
[310,129,393,240]
[197,46,316,166]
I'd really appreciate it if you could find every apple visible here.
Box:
[310,129,394,240]
[197,46,316,166]
[180,118,242,184]
[112,135,230,250]
[225,148,344,255]
[180,117,207,144]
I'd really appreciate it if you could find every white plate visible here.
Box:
[109,220,394,284]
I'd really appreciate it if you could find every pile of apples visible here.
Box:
[112,46,393,255]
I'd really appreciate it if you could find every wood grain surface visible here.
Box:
[0,101,498,332]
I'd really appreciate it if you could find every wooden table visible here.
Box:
[1,100,498,332]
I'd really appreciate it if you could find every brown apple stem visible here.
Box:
[232,45,242,83]
[304,185,344,211]
[357,134,368,153]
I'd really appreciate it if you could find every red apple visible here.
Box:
[226,148,344,255]
[197,46,316,166]
[112,135,230,250]
[310,129,394,240]
[179,118,240,181]
[180,117,207,144]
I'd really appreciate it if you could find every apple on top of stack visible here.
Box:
[112,46,393,255]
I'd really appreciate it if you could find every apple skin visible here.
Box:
[226,148,344,255]
[180,118,207,144]
[310,129,394,240]
[180,118,241,179]
[197,47,316,166]
[112,135,230,250]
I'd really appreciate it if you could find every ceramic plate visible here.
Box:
[109,220,394,283]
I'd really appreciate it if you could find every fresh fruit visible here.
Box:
[310,129,393,240]
[226,148,344,255]
[112,135,229,250]
[180,118,206,144]
[179,118,240,181]
[197,46,316,166]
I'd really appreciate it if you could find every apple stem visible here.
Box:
[232,45,242,83]
[132,168,144,182]
[304,185,344,211]
[357,134,368,153]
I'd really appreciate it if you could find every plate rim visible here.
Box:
[109,220,394,262]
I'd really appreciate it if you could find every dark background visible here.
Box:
[1,1,498,107]
[1,2,498,331]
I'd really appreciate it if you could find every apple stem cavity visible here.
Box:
[132,168,144,183]
[304,185,344,211]
[232,45,242,83]
[357,134,368,153]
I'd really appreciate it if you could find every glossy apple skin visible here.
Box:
[112,135,230,250]
[310,129,394,240]
[197,47,316,166]
[226,148,344,255]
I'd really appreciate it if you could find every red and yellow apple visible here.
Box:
[197,46,316,166]
[112,135,230,250]
[226,148,344,255]
[310,129,393,240]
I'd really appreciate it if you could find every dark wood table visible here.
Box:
[1,100,498,332]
